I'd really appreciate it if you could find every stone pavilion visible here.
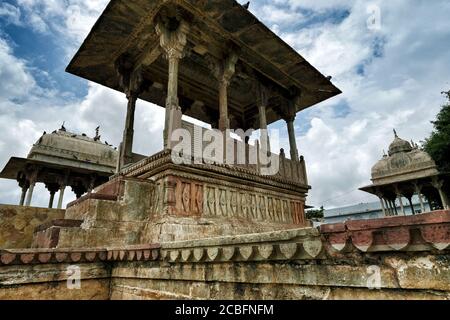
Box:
[360,130,449,216]
[0,126,118,209]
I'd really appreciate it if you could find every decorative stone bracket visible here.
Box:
[321,210,450,252]
[0,245,160,266]
[160,228,324,264]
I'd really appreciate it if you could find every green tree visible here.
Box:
[424,90,450,173]
[306,206,324,220]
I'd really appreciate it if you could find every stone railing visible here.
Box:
[122,121,309,186]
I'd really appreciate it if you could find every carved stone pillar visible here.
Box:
[49,192,55,209]
[115,58,149,170]
[257,84,270,153]
[383,199,391,216]
[25,181,35,207]
[17,176,29,206]
[24,169,38,207]
[207,53,238,132]
[376,190,386,216]
[156,20,189,149]
[283,96,300,162]
[389,200,398,216]
[432,177,449,210]
[413,182,426,213]
[398,196,405,215]
[19,186,28,206]
[57,185,66,209]
[286,116,299,161]
[407,196,415,215]
[394,185,405,215]
[45,183,60,209]
[121,90,138,167]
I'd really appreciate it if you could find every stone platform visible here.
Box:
[32,151,310,248]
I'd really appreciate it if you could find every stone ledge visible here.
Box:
[34,219,83,233]
[160,227,324,263]
[67,194,118,208]
[320,210,450,252]
[0,244,160,266]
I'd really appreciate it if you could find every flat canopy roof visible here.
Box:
[0,157,115,181]
[66,0,341,129]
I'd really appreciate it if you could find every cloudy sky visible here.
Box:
[0,0,449,209]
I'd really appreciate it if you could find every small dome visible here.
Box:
[388,136,412,156]
[370,131,439,183]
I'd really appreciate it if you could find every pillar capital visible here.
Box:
[25,165,39,184]
[431,177,444,190]
[256,83,270,108]
[115,55,151,96]
[393,184,404,197]
[45,182,60,194]
[207,52,239,84]
[156,19,189,61]
[412,180,422,193]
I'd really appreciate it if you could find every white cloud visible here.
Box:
[0,2,22,26]
[0,37,36,101]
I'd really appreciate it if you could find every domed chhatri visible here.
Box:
[371,130,439,183]
[361,130,449,217]
[0,125,119,209]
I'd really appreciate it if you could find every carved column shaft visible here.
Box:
[218,79,230,131]
[25,182,35,207]
[379,197,386,216]
[19,186,28,206]
[383,199,391,216]
[257,84,270,153]
[18,177,29,206]
[432,178,449,210]
[414,183,426,213]
[57,186,65,210]
[121,91,138,168]
[48,192,56,209]
[407,197,415,215]
[397,195,405,215]
[286,118,299,161]
[157,20,189,149]
[207,52,238,132]
[24,169,38,207]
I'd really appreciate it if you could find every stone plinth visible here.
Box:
[34,151,309,248]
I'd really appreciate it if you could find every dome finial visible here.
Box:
[94,126,101,142]
[393,129,398,138]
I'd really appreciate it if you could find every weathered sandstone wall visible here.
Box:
[1,211,449,300]
[0,205,65,249]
